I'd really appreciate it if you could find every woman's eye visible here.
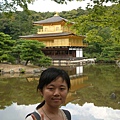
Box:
[60,88,65,90]
[48,88,54,90]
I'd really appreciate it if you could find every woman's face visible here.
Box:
[41,77,68,108]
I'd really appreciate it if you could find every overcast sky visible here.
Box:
[27,0,93,12]
[17,0,112,12]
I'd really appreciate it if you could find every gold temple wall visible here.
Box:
[40,38,84,47]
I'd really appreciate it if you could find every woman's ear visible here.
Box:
[39,89,43,96]
[37,89,43,96]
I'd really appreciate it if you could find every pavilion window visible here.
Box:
[56,27,59,31]
[44,28,48,31]
[69,51,72,54]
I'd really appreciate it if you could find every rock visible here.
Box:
[110,93,116,99]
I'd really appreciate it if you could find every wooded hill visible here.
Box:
[0,4,120,63]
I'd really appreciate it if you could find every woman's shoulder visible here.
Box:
[25,115,33,120]
[25,110,41,120]
[61,109,71,120]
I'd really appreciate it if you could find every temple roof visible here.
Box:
[33,13,71,24]
[20,32,76,38]
[20,32,85,39]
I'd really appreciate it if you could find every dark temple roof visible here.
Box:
[33,14,69,24]
[20,32,76,38]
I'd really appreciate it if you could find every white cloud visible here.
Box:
[1,102,120,120]
[61,102,120,120]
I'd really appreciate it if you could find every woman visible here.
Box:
[25,67,71,120]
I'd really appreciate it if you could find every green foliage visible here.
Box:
[0,11,54,39]
[38,56,52,67]
[73,3,120,62]
[0,1,120,63]
[12,39,51,66]
[19,68,26,73]
[0,32,15,62]
[100,44,120,60]
[86,29,103,43]
[0,11,34,39]
[0,33,51,66]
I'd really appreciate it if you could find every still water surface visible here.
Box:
[0,64,120,120]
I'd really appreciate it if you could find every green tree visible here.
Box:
[34,56,52,67]
[0,11,54,39]
[13,39,51,66]
[0,32,15,63]
[74,4,120,62]
[0,11,34,39]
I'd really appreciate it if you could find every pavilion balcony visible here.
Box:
[45,43,88,47]
[37,27,75,34]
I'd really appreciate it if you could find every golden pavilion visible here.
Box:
[20,13,87,64]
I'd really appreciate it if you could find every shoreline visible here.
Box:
[0,64,45,78]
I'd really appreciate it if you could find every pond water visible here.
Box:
[0,63,120,120]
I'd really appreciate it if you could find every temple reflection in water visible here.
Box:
[26,66,89,104]
[1,64,120,120]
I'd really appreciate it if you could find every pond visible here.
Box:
[0,63,120,120]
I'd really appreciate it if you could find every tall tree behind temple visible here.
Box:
[0,11,33,39]
[73,4,120,61]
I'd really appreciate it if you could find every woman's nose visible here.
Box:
[53,89,60,96]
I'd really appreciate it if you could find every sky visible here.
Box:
[26,0,112,12]
[17,0,112,12]
[27,0,91,12]
[28,0,111,12]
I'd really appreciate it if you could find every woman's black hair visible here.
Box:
[36,67,71,109]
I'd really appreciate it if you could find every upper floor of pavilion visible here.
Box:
[33,13,76,34]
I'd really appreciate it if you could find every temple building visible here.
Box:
[20,13,87,64]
